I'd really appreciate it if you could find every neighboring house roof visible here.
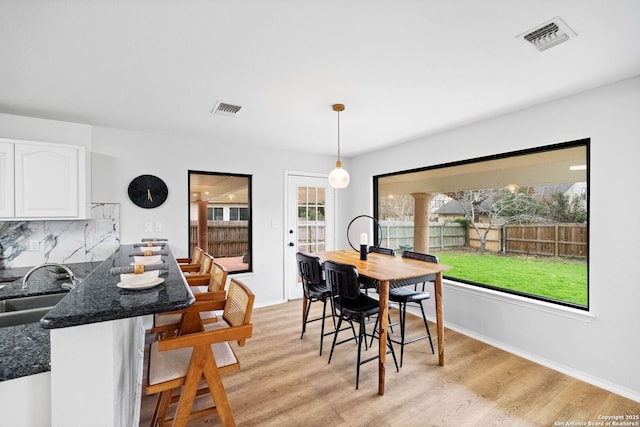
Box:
[434,199,493,215]
[435,199,466,215]
[531,184,573,197]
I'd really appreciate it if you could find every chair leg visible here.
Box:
[301,298,313,339]
[328,317,343,364]
[328,297,337,330]
[200,347,236,427]
[386,331,400,373]
[368,314,379,348]
[151,389,173,427]
[399,301,407,367]
[418,301,434,354]
[355,318,365,390]
[319,299,327,356]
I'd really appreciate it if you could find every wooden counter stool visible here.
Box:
[146,279,255,427]
[152,262,229,339]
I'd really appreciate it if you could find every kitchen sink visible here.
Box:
[0,293,67,327]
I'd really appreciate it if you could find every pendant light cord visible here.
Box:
[336,108,341,162]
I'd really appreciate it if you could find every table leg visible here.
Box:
[378,279,389,395]
[435,272,444,366]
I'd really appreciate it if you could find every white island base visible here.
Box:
[50,316,146,427]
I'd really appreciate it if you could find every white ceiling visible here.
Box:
[1,1,639,157]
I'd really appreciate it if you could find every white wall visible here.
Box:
[348,76,640,401]
[0,113,92,148]
[90,125,338,307]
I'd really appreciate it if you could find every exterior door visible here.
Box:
[285,172,335,300]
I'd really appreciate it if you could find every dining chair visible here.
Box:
[296,252,336,356]
[372,250,437,367]
[146,279,254,427]
[360,246,395,295]
[325,260,399,389]
[400,250,438,291]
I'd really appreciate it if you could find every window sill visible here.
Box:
[443,279,596,322]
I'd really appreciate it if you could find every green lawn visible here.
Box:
[434,251,588,307]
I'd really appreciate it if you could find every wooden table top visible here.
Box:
[315,250,451,282]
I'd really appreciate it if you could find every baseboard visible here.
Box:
[437,317,640,403]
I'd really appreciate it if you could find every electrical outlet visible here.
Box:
[155,222,162,232]
[145,222,153,233]
[29,240,40,251]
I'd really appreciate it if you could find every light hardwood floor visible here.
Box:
[140,300,640,427]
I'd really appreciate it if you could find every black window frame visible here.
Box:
[188,170,253,274]
[373,138,590,310]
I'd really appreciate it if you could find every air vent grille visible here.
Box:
[211,101,242,116]
[517,17,576,52]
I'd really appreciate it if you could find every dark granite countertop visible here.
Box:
[0,322,50,381]
[0,262,102,300]
[0,245,194,382]
[41,245,194,328]
[0,261,101,382]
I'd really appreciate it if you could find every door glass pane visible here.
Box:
[297,185,326,254]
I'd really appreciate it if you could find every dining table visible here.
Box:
[315,249,451,395]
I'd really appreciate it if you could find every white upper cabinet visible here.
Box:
[0,141,15,218]
[0,138,88,219]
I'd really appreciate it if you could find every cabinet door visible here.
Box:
[0,142,14,218]
[14,143,79,217]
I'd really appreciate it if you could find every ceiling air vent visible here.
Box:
[211,101,242,117]
[517,16,577,52]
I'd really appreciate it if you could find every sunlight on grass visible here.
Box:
[435,251,588,307]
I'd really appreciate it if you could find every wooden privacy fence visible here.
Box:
[297,221,326,244]
[468,223,501,252]
[189,221,249,257]
[382,221,587,258]
[381,222,466,251]
[502,223,587,258]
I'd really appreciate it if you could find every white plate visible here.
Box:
[117,277,164,290]
[120,270,160,285]
[130,261,163,266]
[134,254,162,264]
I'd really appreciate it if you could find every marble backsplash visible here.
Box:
[0,203,120,269]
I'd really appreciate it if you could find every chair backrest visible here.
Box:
[401,250,438,282]
[208,262,229,293]
[401,250,438,264]
[296,252,324,298]
[369,246,395,256]
[191,246,204,264]
[223,279,255,346]
[324,260,360,302]
[199,252,214,274]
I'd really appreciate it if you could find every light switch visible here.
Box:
[145,222,153,232]
[155,222,162,232]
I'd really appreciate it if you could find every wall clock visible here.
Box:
[128,175,169,208]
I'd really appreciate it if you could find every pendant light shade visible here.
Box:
[329,103,350,189]
[329,160,350,189]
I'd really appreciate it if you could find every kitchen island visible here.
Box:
[0,245,194,427]
[0,262,100,381]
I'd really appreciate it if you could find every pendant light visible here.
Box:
[328,103,350,189]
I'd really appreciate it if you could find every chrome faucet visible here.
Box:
[22,263,78,290]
